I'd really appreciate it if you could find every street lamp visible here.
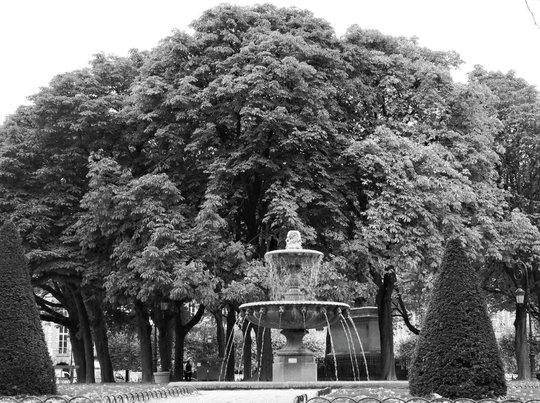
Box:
[515,288,526,305]
[151,318,158,373]
[514,262,536,379]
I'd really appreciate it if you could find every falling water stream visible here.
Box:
[347,316,370,380]
[219,308,373,382]
[219,317,243,381]
[323,310,339,381]
[340,314,361,381]
[258,327,267,381]
[238,321,250,378]
[256,313,264,381]
[339,315,358,381]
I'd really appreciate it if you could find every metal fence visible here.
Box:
[293,397,540,403]
[0,386,198,403]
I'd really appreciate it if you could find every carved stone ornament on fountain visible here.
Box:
[239,230,350,382]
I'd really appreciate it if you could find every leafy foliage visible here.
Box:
[469,67,540,221]
[108,330,141,372]
[497,330,518,374]
[395,336,418,369]
[74,155,194,303]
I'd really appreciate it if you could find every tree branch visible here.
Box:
[35,294,71,326]
[185,304,205,329]
[525,0,540,29]
[393,288,420,335]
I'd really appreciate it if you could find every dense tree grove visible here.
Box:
[0,4,539,384]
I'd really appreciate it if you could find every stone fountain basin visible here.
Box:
[239,301,350,329]
[265,249,324,262]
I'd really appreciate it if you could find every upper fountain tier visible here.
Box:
[265,230,323,301]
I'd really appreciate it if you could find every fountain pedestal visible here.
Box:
[273,329,317,382]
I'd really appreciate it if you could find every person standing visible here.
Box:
[184,360,193,381]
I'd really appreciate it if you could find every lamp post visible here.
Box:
[515,287,535,377]
[514,259,537,379]
[152,319,158,373]
[514,286,530,379]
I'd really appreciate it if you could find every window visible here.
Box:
[58,326,69,355]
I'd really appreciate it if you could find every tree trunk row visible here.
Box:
[42,282,115,383]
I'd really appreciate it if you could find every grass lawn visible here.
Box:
[325,380,540,401]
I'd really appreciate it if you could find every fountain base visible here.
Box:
[272,329,317,382]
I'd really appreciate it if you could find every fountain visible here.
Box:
[239,230,350,382]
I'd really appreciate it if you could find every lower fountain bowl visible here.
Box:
[239,300,350,329]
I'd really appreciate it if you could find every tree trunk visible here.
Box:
[83,288,114,382]
[225,307,236,381]
[172,325,186,382]
[69,327,86,383]
[242,321,252,381]
[59,285,86,383]
[515,301,530,379]
[70,286,95,383]
[213,309,226,358]
[156,310,174,372]
[373,268,397,380]
[171,303,205,381]
[135,300,154,382]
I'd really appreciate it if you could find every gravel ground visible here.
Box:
[151,389,317,403]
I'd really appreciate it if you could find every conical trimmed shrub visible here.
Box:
[0,221,56,396]
[409,238,506,399]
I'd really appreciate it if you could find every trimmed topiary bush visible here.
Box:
[0,221,56,396]
[409,238,506,399]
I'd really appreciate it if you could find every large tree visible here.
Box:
[73,156,188,381]
[336,26,515,379]
[470,66,540,379]
[0,52,145,383]
[125,4,354,378]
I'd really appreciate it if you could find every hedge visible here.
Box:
[0,221,56,396]
[408,238,507,399]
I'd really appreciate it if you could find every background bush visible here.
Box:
[395,336,418,369]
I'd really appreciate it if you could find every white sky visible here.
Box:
[1,0,539,124]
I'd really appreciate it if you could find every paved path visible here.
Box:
[170,380,408,390]
[160,389,318,403]
[165,381,409,402]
